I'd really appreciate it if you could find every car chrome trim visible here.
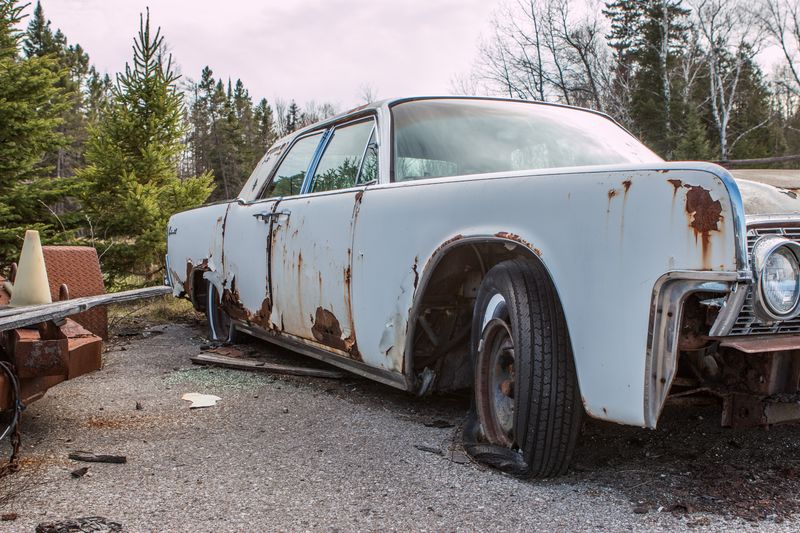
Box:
[644,270,737,429]
[702,165,749,277]
[708,281,747,336]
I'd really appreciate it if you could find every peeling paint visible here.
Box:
[221,280,249,322]
[495,232,533,249]
[684,185,723,235]
[667,179,683,196]
[432,234,464,257]
[311,307,361,360]
[682,184,723,269]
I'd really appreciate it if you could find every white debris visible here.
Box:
[181,392,221,409]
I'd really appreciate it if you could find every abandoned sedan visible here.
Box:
[166,97,800,477]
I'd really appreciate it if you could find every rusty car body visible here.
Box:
[166,97,800,477]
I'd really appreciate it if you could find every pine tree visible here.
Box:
[254,98,277,153]
[0,0,67,264]
[604,0,690,157]
[24,2,90,179]
[76,10,213,284]
[285,100,299,134]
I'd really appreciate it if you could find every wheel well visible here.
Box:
[409,239,548,393]
[189,269,209,312]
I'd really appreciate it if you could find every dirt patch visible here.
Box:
[571,403,800,522]
[84,415,164,430]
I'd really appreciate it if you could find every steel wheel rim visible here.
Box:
[476,317,516,447]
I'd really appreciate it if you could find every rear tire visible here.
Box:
[464,258,583,478]
[206,282,238,344]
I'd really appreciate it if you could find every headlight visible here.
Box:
[752,236,800,321]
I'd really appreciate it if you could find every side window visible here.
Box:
[358,129,378,184]
[240,143,285,201]
[262,132,323,199]
[311,120,375,193]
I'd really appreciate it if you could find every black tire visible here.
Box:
[463,258,583,478]
[206,282,238,344]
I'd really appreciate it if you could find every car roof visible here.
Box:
[274,96,616,146]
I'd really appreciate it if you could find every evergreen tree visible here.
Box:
[187,68,276,201]
[76,10,213,284]
[0,0,67,264]
[254,97,277,153]
[285,100,299,134]
[604,0,690,157]
[24,2,90,178]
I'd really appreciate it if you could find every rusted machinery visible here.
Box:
[0,241,170,475]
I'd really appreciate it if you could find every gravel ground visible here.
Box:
[1,321,800,532]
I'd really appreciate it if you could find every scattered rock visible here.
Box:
[414,445,444,456]
[1,513,18,521]
[35,516,123,533]
[70,466,89,478]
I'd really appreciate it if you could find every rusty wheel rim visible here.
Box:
[476,318,515,447]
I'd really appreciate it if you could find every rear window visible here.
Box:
[391,99,661,182]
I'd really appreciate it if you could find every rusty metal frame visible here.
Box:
[644,271,737,428]
[235,322,407,390]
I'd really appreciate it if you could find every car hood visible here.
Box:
[730,169,800,216]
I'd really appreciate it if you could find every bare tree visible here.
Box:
[474,0,613,109]
[692,0,765,159]
[358,84,378,104]
[274,98,288,137]
[754,0,800,95]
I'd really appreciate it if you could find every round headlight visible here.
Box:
[752,236,800,321]
[762,247,800,315]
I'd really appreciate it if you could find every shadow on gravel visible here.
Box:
[209,334,800,524]
[570,404,800,523]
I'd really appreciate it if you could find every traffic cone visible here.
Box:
[9,230,52,307]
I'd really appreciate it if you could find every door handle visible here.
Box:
[253,210,290,223]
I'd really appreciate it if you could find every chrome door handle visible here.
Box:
[253,210,290,222]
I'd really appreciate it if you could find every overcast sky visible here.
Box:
[25,0,500,109]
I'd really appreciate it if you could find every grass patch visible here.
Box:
[108,295,203,333]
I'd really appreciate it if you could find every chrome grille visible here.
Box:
[729,225,800,335]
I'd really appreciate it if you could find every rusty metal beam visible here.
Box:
[719,335,800,354]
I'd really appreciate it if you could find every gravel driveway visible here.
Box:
[1,321,799,532]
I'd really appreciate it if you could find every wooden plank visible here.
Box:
[191,352,346,379]
[0,286,172,331]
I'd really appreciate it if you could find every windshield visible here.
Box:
[391,99,661,182]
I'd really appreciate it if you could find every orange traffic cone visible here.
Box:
[8,230,52,307]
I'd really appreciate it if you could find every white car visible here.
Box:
[166,97,800,477]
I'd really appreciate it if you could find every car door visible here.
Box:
[270,117,378,360]
[221,130,325,328]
